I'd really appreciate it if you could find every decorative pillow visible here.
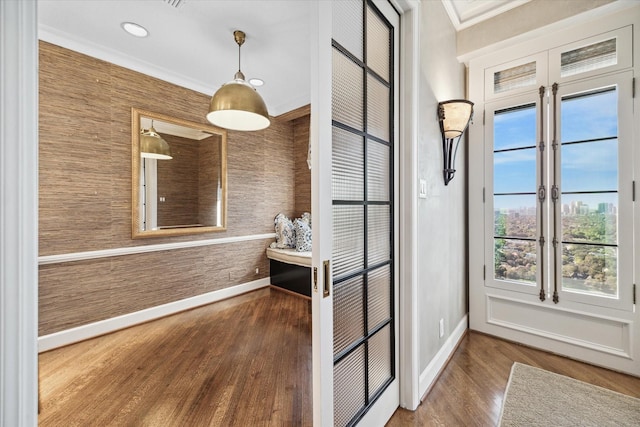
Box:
[293,218,312,252]
[273,213,296,249]
[300,212,311,228]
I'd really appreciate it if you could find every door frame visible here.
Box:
[394,0,421,412]
[0,0,40,425]
[1,0,422,423]
[309,1,334,425]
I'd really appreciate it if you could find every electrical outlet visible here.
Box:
[439,318,444,338]
[255,267,259,274]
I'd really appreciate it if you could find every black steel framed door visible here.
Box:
[331,1,397,425]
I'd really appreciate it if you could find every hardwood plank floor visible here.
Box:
[388,331,640,426]
[39,289,640,426]
[38,288,312,426]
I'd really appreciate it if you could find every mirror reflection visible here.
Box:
[132,108,227,238]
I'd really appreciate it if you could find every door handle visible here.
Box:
[313,267,318,293]
[323,260,331,298]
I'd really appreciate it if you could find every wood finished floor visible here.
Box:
[388,331,640,426]
[39,289,640,426]
[38,288,312,427]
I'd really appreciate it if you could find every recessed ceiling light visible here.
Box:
[249,78,264,87]
[121,22,148,38]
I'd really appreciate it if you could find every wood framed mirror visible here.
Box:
[131,108,228,238]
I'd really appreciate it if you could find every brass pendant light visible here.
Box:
[140,123,172,160]
[206,30,270,131]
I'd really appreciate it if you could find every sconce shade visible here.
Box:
[140,126,172,160]
[206,77,270,131]
[438,99,474,185]
[206,30,270,132]
[439,100,474,139]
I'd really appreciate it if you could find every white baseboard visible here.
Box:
[419,314,468,399]
[38,278,271,353]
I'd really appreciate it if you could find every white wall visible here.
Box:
[416,1,467,376]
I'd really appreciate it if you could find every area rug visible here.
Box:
[499,362,640,426]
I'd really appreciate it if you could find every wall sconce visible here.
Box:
[206,30,270,131]
[140,122,172,160]
[438,99,474,185]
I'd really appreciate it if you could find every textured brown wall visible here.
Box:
[293,115,311,217]
[157,135,199,226]
[38,41,297,335]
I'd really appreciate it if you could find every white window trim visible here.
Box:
[468,4,640,376]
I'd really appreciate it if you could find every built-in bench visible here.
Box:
[266,247,312,298]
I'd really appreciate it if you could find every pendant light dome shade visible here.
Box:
[140,126,172,160]
[206,30,270,131]
[206,76,270,131]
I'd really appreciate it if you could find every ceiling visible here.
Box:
[38,0,525,117]
[441,0,531,30]
[38,0,313,117]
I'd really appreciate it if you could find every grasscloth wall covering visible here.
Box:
[293,115,311,217]
[156,136,200,227]
[38,41,307,335]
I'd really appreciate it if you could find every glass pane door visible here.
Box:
[485,94,545,297]
[493,104,538,284]
[554,73,634,310]
[331,1,396,425]
[560,88,618,297]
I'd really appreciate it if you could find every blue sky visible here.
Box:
[493,88,618,212]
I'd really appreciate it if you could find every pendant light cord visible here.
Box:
[233,30,246,80]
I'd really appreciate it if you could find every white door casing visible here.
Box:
[469,6,640,376]
[0,0,40,425]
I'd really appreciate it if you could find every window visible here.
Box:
[480,26,634,310]
[493,104,538,284]
[560,38,616,78]
[559,87,619,298]
[486,72,632,310]
[550,26,632,83]
[494,62,537,94]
